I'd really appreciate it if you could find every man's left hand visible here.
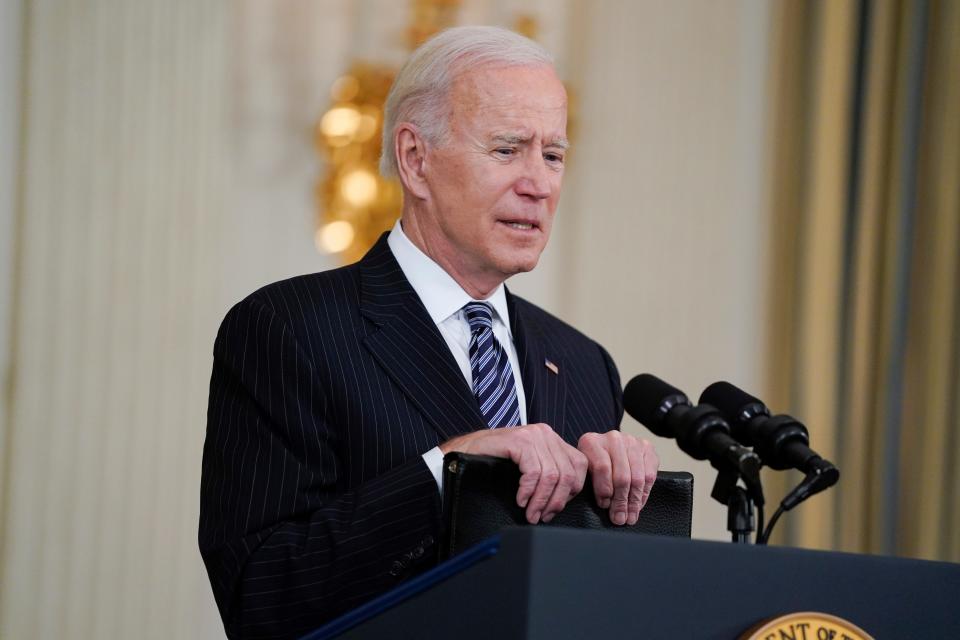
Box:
[577,431,659,526]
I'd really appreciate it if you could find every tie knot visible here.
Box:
[463,302,494,333]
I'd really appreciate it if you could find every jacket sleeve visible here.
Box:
[199,296,442,639]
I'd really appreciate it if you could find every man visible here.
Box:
[200,26,659,639]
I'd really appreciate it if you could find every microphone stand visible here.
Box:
[710,463,765,544]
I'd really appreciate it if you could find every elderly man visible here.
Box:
[200,25,658,639]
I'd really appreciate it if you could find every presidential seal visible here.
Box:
[740,611,874,640]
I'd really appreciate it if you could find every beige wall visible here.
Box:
[0,1,772,637]
[0,2,232,637]
[0,0,25,547]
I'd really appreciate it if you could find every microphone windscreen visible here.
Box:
[623,373,688,437]
[699,381,762,419]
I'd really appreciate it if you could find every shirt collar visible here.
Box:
[387,219,513,333]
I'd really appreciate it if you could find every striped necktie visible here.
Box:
[463,302,522,428]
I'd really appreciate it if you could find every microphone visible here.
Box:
[699,381,839,508]
[623,374,761,485]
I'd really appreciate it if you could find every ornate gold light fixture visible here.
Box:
[314,62,399,263]
[314,4,549,264]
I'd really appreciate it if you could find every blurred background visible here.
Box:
[0,0,957,637]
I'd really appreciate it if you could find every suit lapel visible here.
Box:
[508,291,568,437]
[359,235,486,440]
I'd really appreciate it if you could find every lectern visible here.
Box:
[304,527,960,639]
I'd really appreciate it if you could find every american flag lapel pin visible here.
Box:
[544,358,559,375]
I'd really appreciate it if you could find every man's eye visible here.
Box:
[545,153,564,164]
[494,148,515,157]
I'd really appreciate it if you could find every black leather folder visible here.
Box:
[440,452,693,558]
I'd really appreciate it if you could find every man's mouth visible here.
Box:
[499,219,539,231]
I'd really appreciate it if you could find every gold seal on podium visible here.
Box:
[740,611,874,640]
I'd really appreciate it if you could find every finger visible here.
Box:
[607,433,631,526]
[525,451,558,524]
[639,440,660,510]
[626,437,647,525]
[516,453,541,512]
[512,432,542,511]
[579,434,613,509]
[541,437,580,523]
[567,447,589,498]
[524,427,560,524]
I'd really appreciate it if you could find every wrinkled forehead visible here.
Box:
[447,64,568,130]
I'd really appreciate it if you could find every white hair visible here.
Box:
[379,25,554,177]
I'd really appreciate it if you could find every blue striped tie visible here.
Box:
[463,302,522,428]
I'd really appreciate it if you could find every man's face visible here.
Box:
[418,64,568,291]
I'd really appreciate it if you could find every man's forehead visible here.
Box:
[448,65,567,136]
[450,64,566,107]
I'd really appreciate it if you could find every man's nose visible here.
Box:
[515,153,552,200]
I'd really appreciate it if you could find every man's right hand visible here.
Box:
[439,424,588,525]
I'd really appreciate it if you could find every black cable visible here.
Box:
[761,504,785,544]
[761,464,840,543]
[756,503,765,545]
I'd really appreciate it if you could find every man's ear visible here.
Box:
[395,123,430,200]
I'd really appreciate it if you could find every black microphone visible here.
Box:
[699,381,839,507]
[623,374,762,485]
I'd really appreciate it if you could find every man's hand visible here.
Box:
[440,424,588,525]
[577,431,659,526]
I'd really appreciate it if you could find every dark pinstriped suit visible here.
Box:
[200,233,624,639]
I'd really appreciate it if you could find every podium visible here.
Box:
[305,527,960,639]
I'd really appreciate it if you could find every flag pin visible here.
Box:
[544,359,559,375]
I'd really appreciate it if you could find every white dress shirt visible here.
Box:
[387,220,527,491]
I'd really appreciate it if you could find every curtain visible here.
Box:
[765,0,960,560]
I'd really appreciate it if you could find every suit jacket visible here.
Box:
[199,234,624,639]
